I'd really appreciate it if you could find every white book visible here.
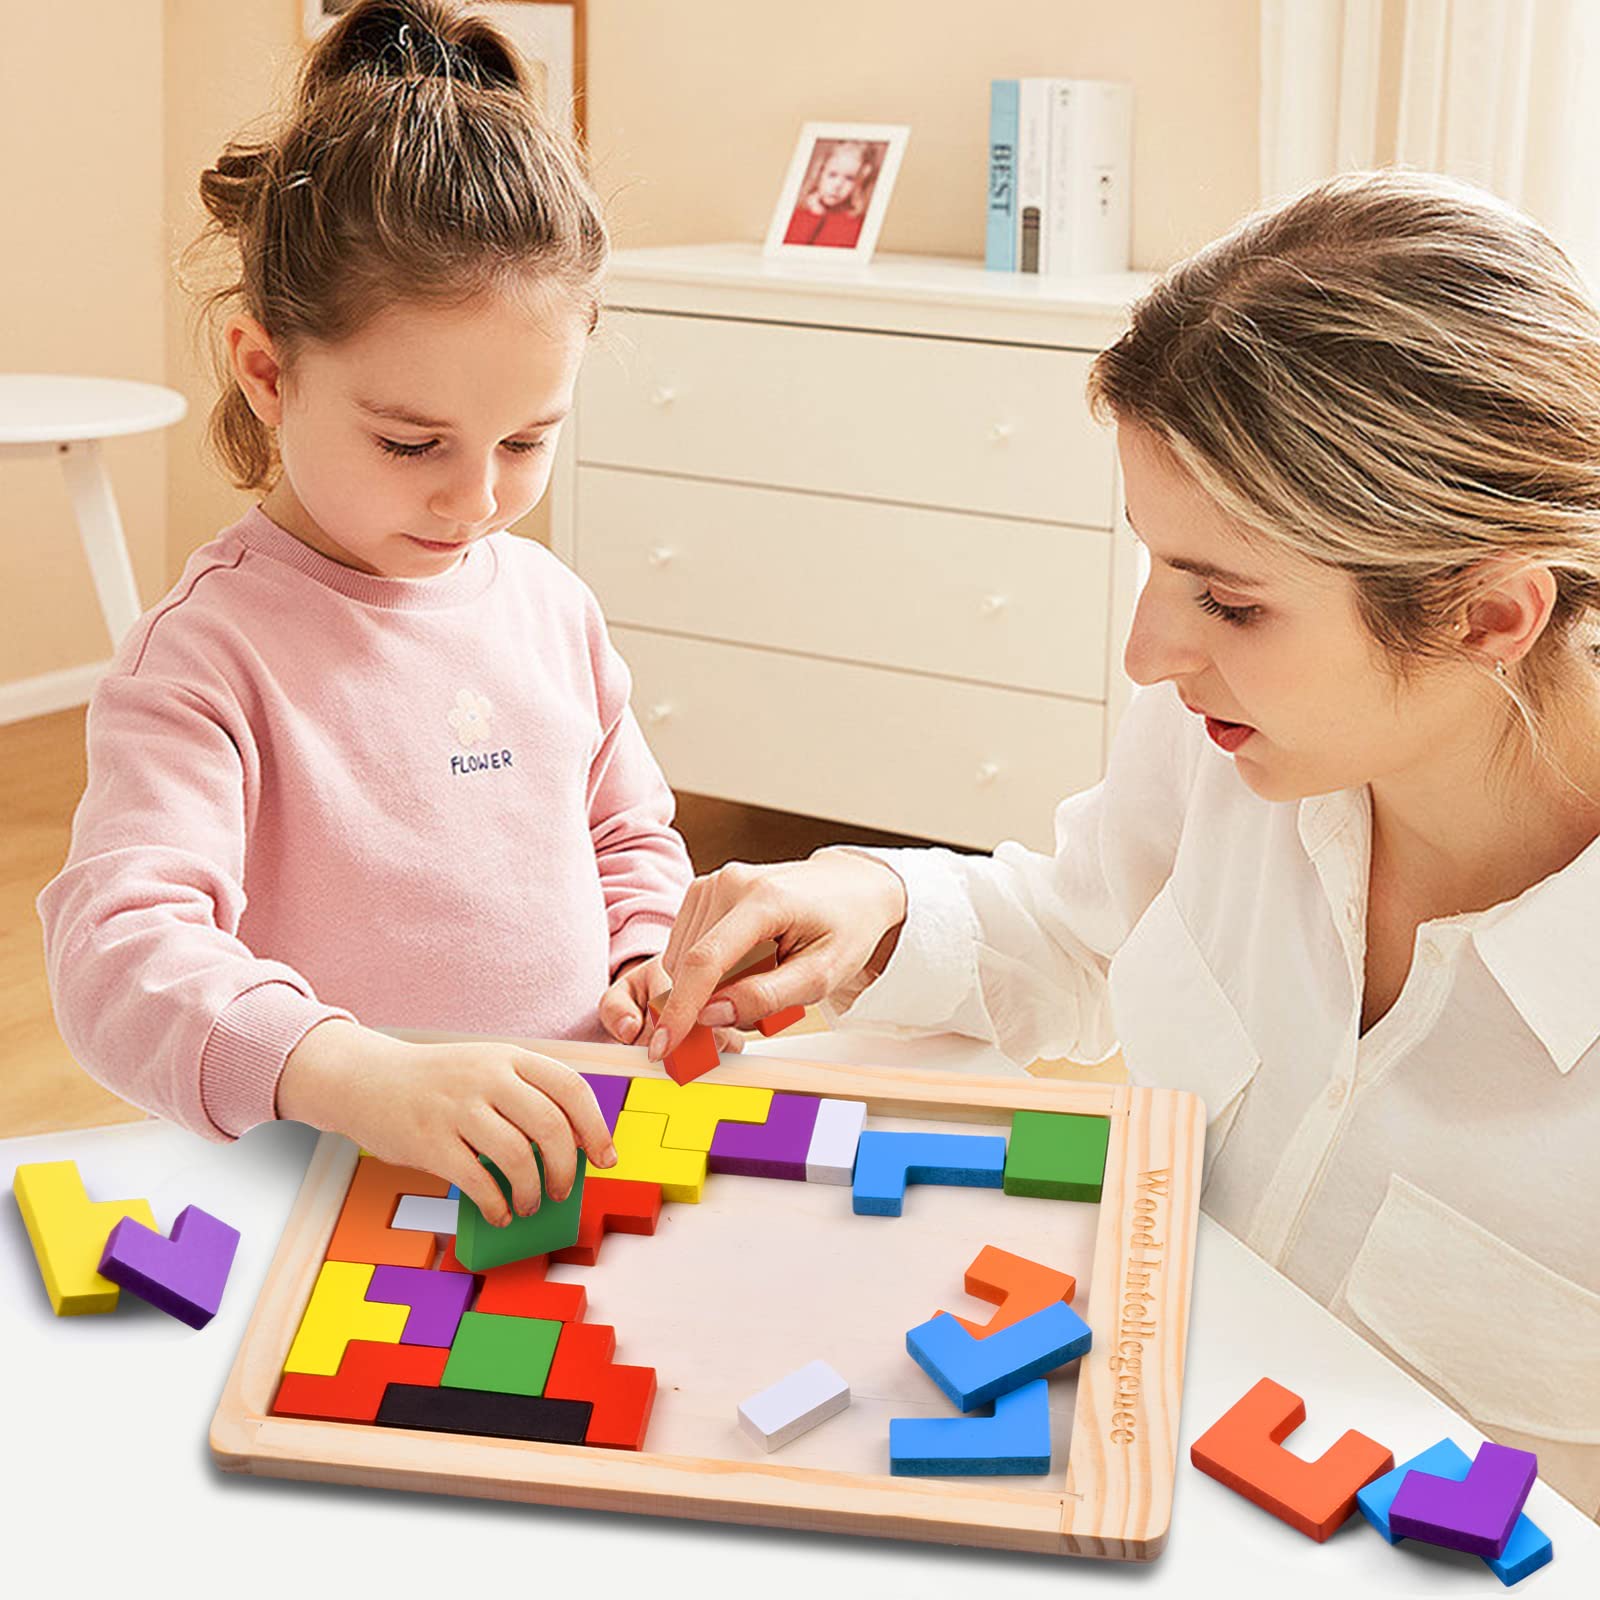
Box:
[1044,79,1133,277]
[1014,77,1053,273]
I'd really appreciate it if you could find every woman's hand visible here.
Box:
[646,851,907,1062]
[276,1019,617,1227]
[598,955,744,1057]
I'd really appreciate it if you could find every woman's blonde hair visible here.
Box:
[186,0,607,490]
[1088,168,1600,766]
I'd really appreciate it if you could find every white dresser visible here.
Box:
[551,244,1152,853]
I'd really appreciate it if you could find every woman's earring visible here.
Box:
[1494,659,1508,678]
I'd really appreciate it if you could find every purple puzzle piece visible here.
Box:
[582,1072,630,1133]
[97,1204,240,1329]
[1390,1441,1539,1558]
[708,1093,821,1179]
[365,1264,474,1347]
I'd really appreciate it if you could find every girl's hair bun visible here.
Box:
[198,142,273,235]
[303,0,525,101]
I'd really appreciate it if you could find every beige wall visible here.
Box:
[2,0,1260,694]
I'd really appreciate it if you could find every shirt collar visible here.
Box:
[1470,831,1600,1075]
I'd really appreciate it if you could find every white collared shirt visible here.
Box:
[835,682,1600,1516]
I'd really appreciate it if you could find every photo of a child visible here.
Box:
[782,139,885,248]
[763,121,908,263]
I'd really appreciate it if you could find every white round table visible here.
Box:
[0,374,188,647]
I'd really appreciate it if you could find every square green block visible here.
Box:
[441,1311,561,1396]
[1003,1111,1110,1202]
[454,1149,586,1271]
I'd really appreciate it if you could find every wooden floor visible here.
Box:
[1,708,1120,1140]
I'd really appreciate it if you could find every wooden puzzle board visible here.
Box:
[212,1042,1203,1561]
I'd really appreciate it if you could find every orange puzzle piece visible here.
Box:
[544,1319,658,1451]
[938,1244,1077,1339]
[738,953,806,1037]
[1190,1376,1394,1541]
[326,1156,450,1269]
[272,1339,450,1423]
[475,1252,587,1321]
[551,1177,662,1267]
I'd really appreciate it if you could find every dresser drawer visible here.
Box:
[614,628,1102,851]
[579,468,1109,699]
[581,312,1115,527]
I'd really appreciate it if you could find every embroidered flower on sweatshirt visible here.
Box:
[447,687,495,748]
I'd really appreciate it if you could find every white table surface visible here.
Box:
[4,1033,1594,1600]
[0,373,187,444]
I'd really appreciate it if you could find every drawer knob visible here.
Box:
[645,702,674,726]
[650,385,678,408]
[979,593,1008,617]
[987,420,1014,444]
[975,761,1000,786]
[647,545,676,568]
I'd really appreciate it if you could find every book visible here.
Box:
[1016,78,1053,273]
[1044,79,1133,277]
[985,79,1019,271]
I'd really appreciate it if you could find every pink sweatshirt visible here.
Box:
[38,506,692,1143]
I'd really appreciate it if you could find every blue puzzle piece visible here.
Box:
[907,1300,1092,1411]
[890,1377,1052,1476]
[1357,1438,1553,1588]
[851,1131,1006,1217]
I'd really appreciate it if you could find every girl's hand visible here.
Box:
[646,852,907,1063]
[276,1019,617,1227]
[598,955,744,1057]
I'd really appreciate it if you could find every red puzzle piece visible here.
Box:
[475,1252,587,1321]
[272,1338,450,1422]
[740,953,806,1037]
[1190,1377,1394,1541]
[544,1320,658,1451]
[551,1177,662,1267]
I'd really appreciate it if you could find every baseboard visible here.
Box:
[0,660,109,725]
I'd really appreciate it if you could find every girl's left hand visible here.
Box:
[599,956,744,1056]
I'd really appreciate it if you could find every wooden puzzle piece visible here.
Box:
[441,1311,562,1397]
[284,1261,410,1375]
[646,999,721,1086]
[364,1264,474,1346]
[376,1383,592,1443]
[805,1098,867,1185]
[939,1244,1076,1339]
[391,1194,459,1235]
[580,1071,631,1132]
[602,1110,707,1202]
[624,1077,773,1152]
[736,1359,850,1452]
[1003,1110,1111,1202]
[454,1150,586,1271]
[737,953,806,1037]
[550,1176,662,1266]
[474,1252,586,1321]
[1189,1376,1394,1542]
[852,1131,1006,1216]
[97,1204,240,1329]
[326,1156,449,1268]
[13,1160,157,1315]
[545,1320,659,1451]
[1357,1438,1554,1586]
[889,1377,1052,1476]
[708,1092,820,1179]
[906,1301,1092,1412]
[272,1339,450,1423]
[1390,1441,1538,1559]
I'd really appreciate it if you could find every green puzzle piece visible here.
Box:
[454,1148,586,1270]
[1003,1110,1110,1202]
[441,1311,562,1396]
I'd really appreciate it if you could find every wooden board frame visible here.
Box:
[211,1040,1203,1561]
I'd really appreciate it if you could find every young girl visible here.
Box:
[782,140,877,248]
[651,171,1600,1515]
[37,0,697,1230]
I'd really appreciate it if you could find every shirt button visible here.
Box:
[1326,1077,1350,1108]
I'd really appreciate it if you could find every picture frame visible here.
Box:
[300,1,587,141]
[762,122,911,265]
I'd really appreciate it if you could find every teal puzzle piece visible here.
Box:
[851,1131,1006,1217]
[890,1378,1052,1476]
[906,1300,1092,1412]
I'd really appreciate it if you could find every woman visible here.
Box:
[646,170,1600,1515]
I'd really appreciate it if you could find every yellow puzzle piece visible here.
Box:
[624,1078,773,1153]
[283,1261,409,1375]
[14,1160,157,1316]
[607,1110,708,1202]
